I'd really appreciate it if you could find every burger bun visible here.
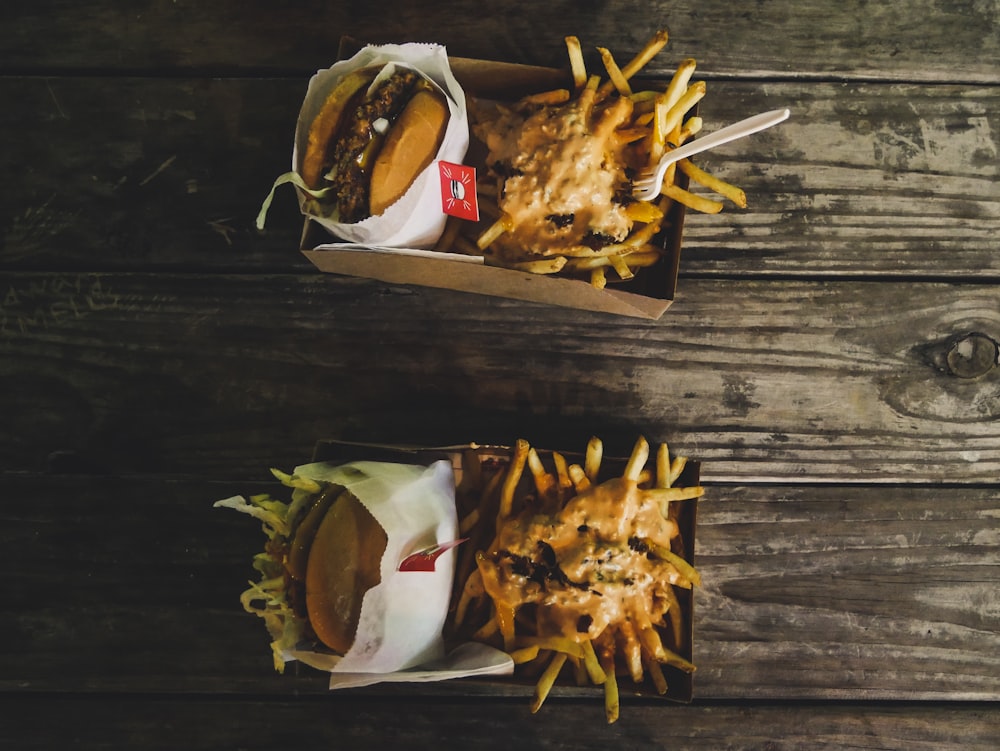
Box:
[300,66,380,190]
[369,88,450,216]
[305,490,388,654]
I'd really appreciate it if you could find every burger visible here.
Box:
[217,459,459,674]
[300,64,451,223]
[217,475,388,670]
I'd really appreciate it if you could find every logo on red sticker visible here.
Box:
[438,161,479,222]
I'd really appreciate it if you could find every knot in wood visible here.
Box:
[945,332,998,379]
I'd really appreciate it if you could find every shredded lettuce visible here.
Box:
[213,494,289,538]
[255,171,336,231]
[270,467,322,493]
[238,576,304,673]
[216,472,325,672]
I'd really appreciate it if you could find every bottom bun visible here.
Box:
[300,66,380,190]
[305,490,388,654]
[369,88,450,216]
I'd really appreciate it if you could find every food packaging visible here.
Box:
[226,458,515,688]
[281,459,458,674]
[298,38,690,320]
[312,439,700,703]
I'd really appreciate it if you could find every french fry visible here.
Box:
[656,442,671,488]
[468,32,752,288]
[584,436,603,483]
[521,88,572,106]
[662,183,725,214]
[510,645,541,664]
[650,542,703,587]
[646,654,669,695]
[660,80,706,141]
[623,436,650,483]
[679,158,748,208]
[598,46,632,97]
[498,438,529,520]
[531,651,568,713]
[669,455,688,487]
[662,58,697,113]
[577,74,600,120]
[597,28,669,98]
[551,451,573,502]
[528,447,558,500]
[625,200,665,224]
[608,253,634,280]
[618,620,644,683]
[660,648,697,674]
[662,584,684,645]
[582,639,608,684]
[455,435,703,721]
[453,568,483,627]
[679,116,703,143]
[476,212,512,250]
[509,255,568,275]
[565,36,588,90]
[518,636,586,659]
[598,643,620,724]
[564,251,662,275]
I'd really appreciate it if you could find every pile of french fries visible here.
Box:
[440,30,746,289]
[448,436,704,723]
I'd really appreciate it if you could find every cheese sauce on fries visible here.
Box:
[477,91,634,257]
[489,476,683,640]
[452,435,704,723]
[446,30,750,290]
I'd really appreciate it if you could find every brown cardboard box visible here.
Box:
[299,43,689,320]
[312,438,699,703]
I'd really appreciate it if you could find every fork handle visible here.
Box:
[665,107,790,164]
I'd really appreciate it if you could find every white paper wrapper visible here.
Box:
[294,43,470,248]
[278,459,513,685]
[324,642,514,690]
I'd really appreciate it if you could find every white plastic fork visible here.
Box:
[631,107,791,201]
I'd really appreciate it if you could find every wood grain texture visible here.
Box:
[1,272,996,480]
[2,476,997,702]
[2,696,998,750]
[3,0,1000,83]
[1,2,998,746]
[3,77,997,276]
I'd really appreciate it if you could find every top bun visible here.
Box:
[305,489,388,654]
[369,88,449,216]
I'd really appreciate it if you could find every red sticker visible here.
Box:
[438,161,479,222]
[398,538,468,572]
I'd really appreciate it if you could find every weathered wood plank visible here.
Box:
[0,77,308,271]
[3,0,1000,83]
[688,82,1000,278]
[696,484,1000,700]
[1,272,997,481]
[3,77,996,276]
[2,476,997,701]
[2,695,999,751]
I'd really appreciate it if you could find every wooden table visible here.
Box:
[2,1,998,747]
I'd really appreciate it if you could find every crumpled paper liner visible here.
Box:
[293,43,470,248]
[279,459,513,687]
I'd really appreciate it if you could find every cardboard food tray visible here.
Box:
[312,438,699,703]
[299,38,690,320]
